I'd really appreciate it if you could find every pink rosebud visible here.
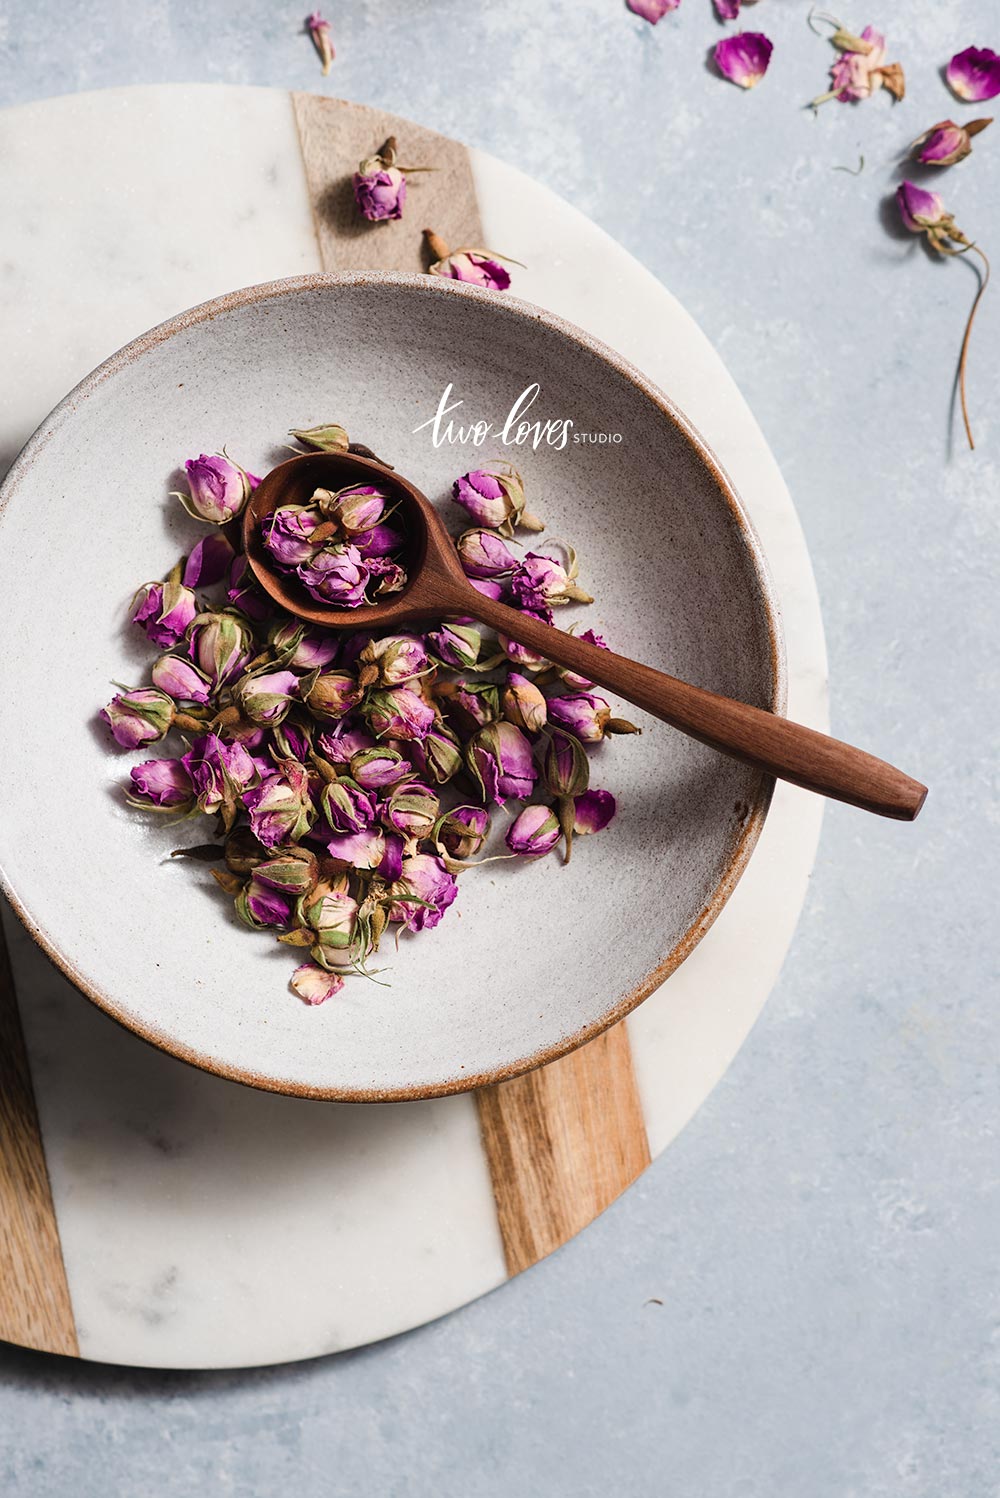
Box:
[181,733,258,815]
[151,654,213,704]
[179,454,257,526]
[352,522,404,558]
[225,555,272,623]
[505,804,561,858]
[101,688,174,749]
[408,723,464,784]
[469,577,505,601]
[297,545,371,607]
[353,162,407,223]
[502,672,548,735]
[452,468,542,536]
[896,179,945,232]
[306,671,361,722]
[714,32,773,88]
[456,528,519,578]
[436,804,490,859]
[319,483,389,536]
[626,0,680,22]
[263,505,323,567]
[424,230,513,291]
[306,10,334,74]
[365,685,436,741]
[573,788,617,835]
[358,634,429,687]
[316,724,375,763]
[270,620,340,670]
[290,962,344,1005]
[383,782,440,840]
[946,46,1000,102]
[188,611,255,690]
[912,118,991,167]
[349,747,413,789]
[243,765,313,849]
[466,721,537,805]
[389,853,458,932]
[233,668,301,727]
[182,533,235,589]
[426,621,482,670]
[548,691,639,742]
[131,580,198,649]
[236,879,295,931]
[321,779,377,836]
[510,552,591,608]
[128,757,194,809]
[301,887,359,954]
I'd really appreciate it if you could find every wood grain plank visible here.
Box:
[295,92,653,1277]
[477,1027,651,1276]
[0,908,78,1356]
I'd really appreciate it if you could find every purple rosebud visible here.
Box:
[270,620,340,670]
[896,180,946,233]
[291,962,344,1005]
[234,668,301,727]
[306,670,361,722]
[353,166,407,222]
[128,757,194,809]
[946,46,1000,103]
[254,847,319,894]
[436,805,490,860]
[542,729,589,799]
[316,723,376,763]
[271,720,312,763]
[505,803,561,858]
[408,723,463,784]
[466,721,537,805]
[262,505,323,568]
[181,733,258,815]
[912,118,991,168]
[547,691,611,743]
[451,469,538,535]
[243,763,313,848]
[236,879,295,931]
[319,483,389,536]
[151,654,213,704]
[358,634,429,687]
[180,454,257,525]
[297,545,371,607]
[377,831,406,883]
[182,533,235,589]
[383,782,440,840]
[426,621,482,670]
[431,251,511,292]
[573,788,617,835]
[365,686,436,742]
[101,688,174,749]
[456,528,518,579]
[321,779,377,836]
[502,672,547,734]
[627,0,680,21]
[131,580,198,649]
[469,577,505,601]
[389,853,458,932]
[225,554,272,623]
[352,522,404,558]
[509,552,591,608]
[714,32,773,88]
[188,611,255,689]
[349,747,413,789]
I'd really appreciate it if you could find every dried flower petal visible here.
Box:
[627,0,680,21]
[290,962,345,1005]
[131,581,198,650]
[946,46,1000,103]
[714,32,773,89]
[812,21,904,106]
[182,533,235,589]
[573,788,617,835]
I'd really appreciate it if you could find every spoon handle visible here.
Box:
[470,593,927,821]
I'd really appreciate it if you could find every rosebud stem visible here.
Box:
[557,796,575,866]
[958,246,990,452]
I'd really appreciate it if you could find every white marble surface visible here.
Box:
[0,86,826,1367]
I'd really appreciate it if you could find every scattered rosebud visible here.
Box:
[365,685,436,741]
[306,11,334,75]
[627,0,680,21]
[573,788,617,835]
[714,32,773,89]
[911,118,992,167]
[466,721,537,805]
[181,733,258,818]
[426,621,483,671]
[349,746,413,789]
[389,853,458,931]
[558,628,610,691]
[290,962,345,1005]
[151,653,213,704]
[410,723,464,784]
[353,138,410,223]
[502,672,548,734]
[188,611,255,690]
[270,620,340,670]
[317,483,389,536]
[321,778,377,836]
[225,555,272,623]
[127,757,194,810]
[289,422,349,453]
[506,804,561,858]
[177,454,257,526]
[451,468,543,536]
[182,533,235,589]
[456,528,519,578]
[234,668,301,727]
[254,847,319,895]
[243,764,313,848]
[131,580,198,650]
[811,22,904,107]
[424,230,514,291]
[236,879,295,931]
[436,805,491,860]
[101,687,175,749]
[510,551,593,608]
[541,728,589,863]
[946,46,1000,103]
[384,782,440,841]
[548,691,640,742]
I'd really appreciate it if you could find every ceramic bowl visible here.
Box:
[0,273,783,1100]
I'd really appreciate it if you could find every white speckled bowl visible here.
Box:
[0,273,783,1100]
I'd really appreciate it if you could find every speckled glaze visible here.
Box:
[0,271,782,1099]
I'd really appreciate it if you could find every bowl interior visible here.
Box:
[0,274,780,1098]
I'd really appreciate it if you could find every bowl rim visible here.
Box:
[0,270,786,1102]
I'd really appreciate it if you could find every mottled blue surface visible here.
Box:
[1,2,998,1494]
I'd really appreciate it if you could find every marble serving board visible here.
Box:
[0,85,827,1369]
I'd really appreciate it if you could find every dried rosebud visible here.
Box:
[383,782,440,841]
[317,483,389,536]
[297,545,371,607]
[321,778,377,835]
[131,580,198,650]
[389,853,458,931]
[306,10,334,75]
[263,504,324,567]
[627,0,680,22]
[151,653,213,704]
[436,680,500,733]
[102,687,175,749]
[426,621,482,671]
[498,608,552,672]
[233,668,301,727]
[357,634,429,688]
[317,724,375,763]
[558,629,610,691]
[409,723,464,784]
[574,788,617,835]
[177,454,257,525]
[224,825,267,874]
[272,719,313,762]
[301,889,359,969]
[225,554,272,623]
[424,231,513,292]
[510,552,592,608]
[911,118,992,168]
[466,721,537,805]
[895,181,970,253]
[181,733,258,816]
[236,879,295,931]
[456,528,518,579]
[469,578,504,602]
[548,691,639,742]
[714,32,773,89]
[349,746,413,789]
[542,729,589,799]
[451,468,543,537]
[243,764,313,848]
[289,422,349,453]
[436,805,490,860]
[182,533,235,589]
[352,521,404,558]
[502,672,547,734]
[251,848,319,897]
[353,149,407,223]
[812,23,904,106]
[290,962,345,1005]
[946,46,1000,103]
[270,620,340,670]
[505,803,561,858]
[127,757,194,810]
[306,670,361,721]
[188,611,255,690]
[365,686,436,741]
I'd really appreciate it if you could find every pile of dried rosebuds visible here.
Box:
[101,426,636,1006]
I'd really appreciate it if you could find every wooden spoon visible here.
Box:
[244,452,926,821]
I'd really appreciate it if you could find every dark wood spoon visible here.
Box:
[243,452,926,820]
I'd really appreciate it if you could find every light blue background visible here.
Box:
[1,2,997,1494]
